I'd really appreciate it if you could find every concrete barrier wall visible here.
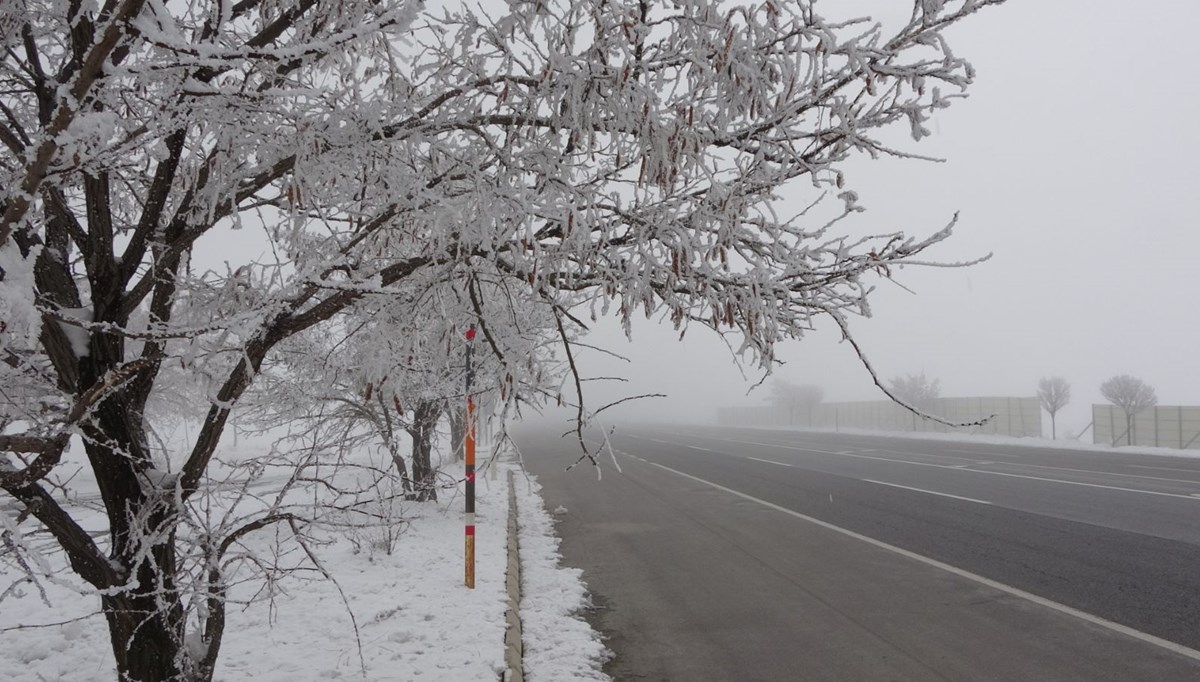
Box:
[1092,404,1200,450]
[718,396,1042,438]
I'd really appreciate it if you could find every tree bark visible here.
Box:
[446,402,466,463]
[407,400,442,501]
[102,586,187,681]
[376,394,412,491]
[81,393,190,681]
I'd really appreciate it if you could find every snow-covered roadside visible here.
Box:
[2,473,510,681]
[742,424,1200,459]
[2,445,612,682]
[210,469,511,682]
[512,472,610,682]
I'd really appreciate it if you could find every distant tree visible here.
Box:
[1100,375,1157,445]
[888,372,940,429]
[889,372,941,409]
[768,381,824,426]
[1037,376,1071,439]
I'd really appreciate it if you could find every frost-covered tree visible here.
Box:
[245,279,558,501]
[768,380,824,426]
[0,0,1005,679]
[889,372,941,409]
[1100,374,1157,445]
[887,371,942,429]
[1037,376,1070,439]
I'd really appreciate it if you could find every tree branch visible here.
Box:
[1,0,148,247]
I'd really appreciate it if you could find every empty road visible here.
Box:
[518,424,1200,681]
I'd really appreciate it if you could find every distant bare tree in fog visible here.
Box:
[889,373,941,411]
[889,373,941,429]
[1100,375,1158,445]
[768,381,824,426]
[1037,377,1071,439]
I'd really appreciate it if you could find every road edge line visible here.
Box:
[630,454,1200,664]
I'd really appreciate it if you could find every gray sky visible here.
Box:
[577,0,1200,436]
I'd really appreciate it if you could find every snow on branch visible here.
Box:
[0,0,1006,676]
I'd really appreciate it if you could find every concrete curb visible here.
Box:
[502,469,524,682]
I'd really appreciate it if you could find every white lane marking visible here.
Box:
[1128,464,1200,476]
[702,436,847,456]
[890,450,1200,488]
[687,445,715,452]
[628,454,1200,665]
[940,449,1029,460]
[688,433,1200,481]
[983,461,1200,486]
[746,456,793,467]
[631,432,1200,499]
[694,437,1200,501]
[863,458,1200,501]
[863,479,992,505]
[714,436,970,463]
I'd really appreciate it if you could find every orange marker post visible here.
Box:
[464,326,476,589]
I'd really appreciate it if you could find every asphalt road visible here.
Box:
[517,424,1200,681]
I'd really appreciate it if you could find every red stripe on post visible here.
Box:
[465,326,477,589]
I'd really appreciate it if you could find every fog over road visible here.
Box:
[517,425,1200,681]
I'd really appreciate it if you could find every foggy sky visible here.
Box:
[575,0,1200,437]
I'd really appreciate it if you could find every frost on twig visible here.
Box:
[1,0,1005,676]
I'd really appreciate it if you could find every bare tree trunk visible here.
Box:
[377,394,413,492]
[391,452,413,492]
[446,402,466,463]
[103,588,186,681]
[77,323,192,681]
[79,437,190,682]
[407,400,442,501]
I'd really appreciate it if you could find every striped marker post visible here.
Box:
[464,325,477,589]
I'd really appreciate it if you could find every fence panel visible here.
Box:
[1090,405,1200,450]
[722,397,1041,438]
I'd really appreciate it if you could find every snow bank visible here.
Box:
[514,472,610,681]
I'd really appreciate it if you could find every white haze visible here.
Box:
[569,0,1200,438]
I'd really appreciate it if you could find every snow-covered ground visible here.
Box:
[0,444,609,681]
[514,473,610,681]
